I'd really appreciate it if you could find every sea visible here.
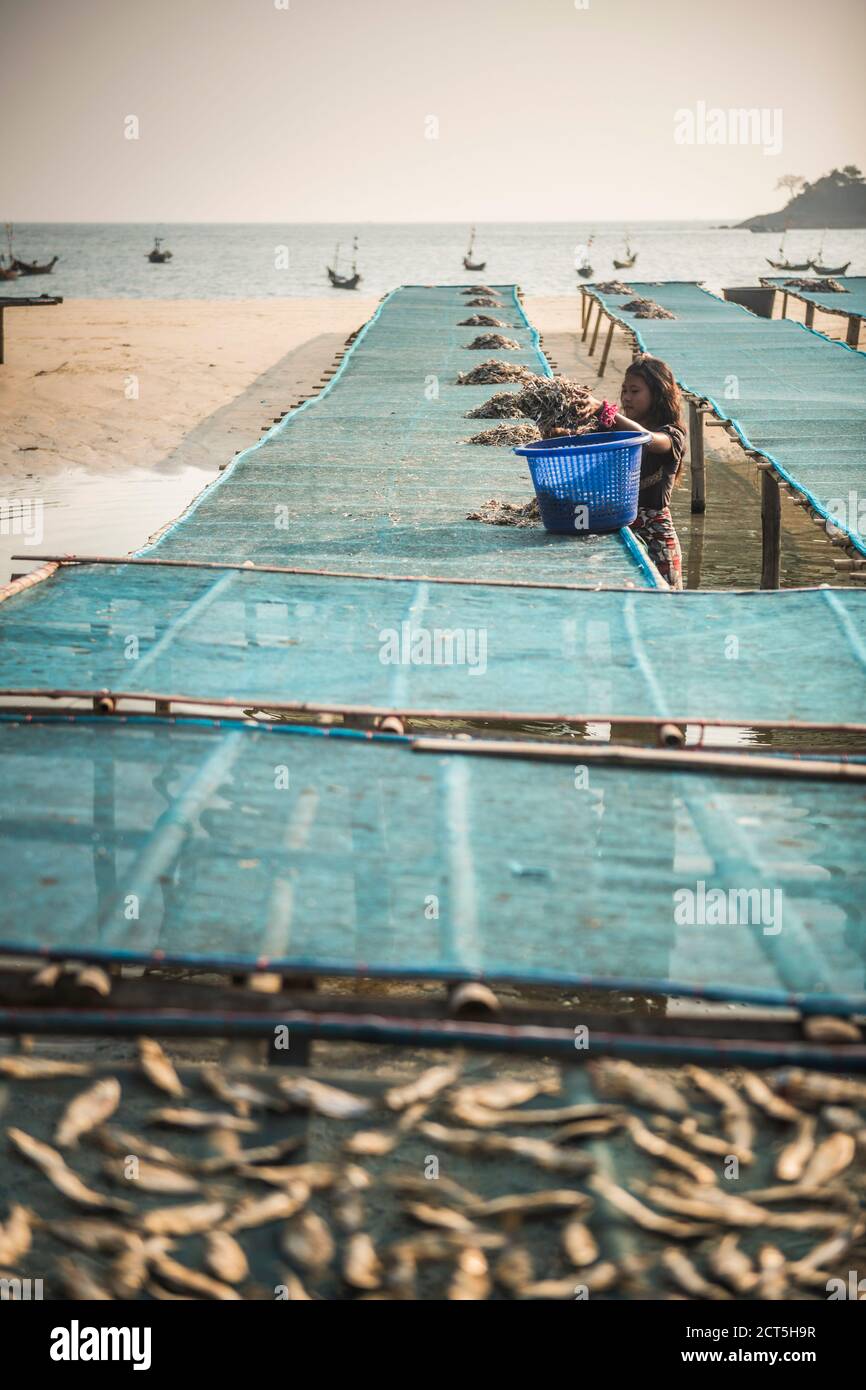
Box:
[7,222,866,299]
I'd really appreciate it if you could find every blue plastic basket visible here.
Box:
[514,429,651,535]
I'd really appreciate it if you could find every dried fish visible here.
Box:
[140,1200,227,1236]
[464,335,522,352]
[0,1056,90,1080]
[448,1247,491,1300]
[783,277,848,293]
[151,1253,242,1301]
[592,1060,687,1116]
[788,1221,865,1279]
[55,1077,121,1148]
[802,1016,861,1042]
[739,1071,802,1124]
[494,1245,534,1292]
[137,1038,185,1098]
[92,1125,195,1171]
[621,297,676,319]
[662,1248,731,1300]
[101,1157,200,1195]
[742,1182,853,1208]
[279,1272,313,1300]
[404,1202,478,1233]
[466,496,539,527]
[278,1076,371,1119]
[385,1174,481,1207]
[389,1229,506,1261]
[204,1229,249,1285]
[588,1172,710,1239]
[520,1263,619,1298]
[755,1244,787,1300]
[56,1254,114,1300]
[394,1101,429,1133]
[685,1066,755,1160]
[462,286,496,296]
[821,1106,863,1133]
[46,1218,140,1255]
[468,1190,590,1220]
[563,1218,599,1267]
[554,1117,625,1143]
[146,1279,193,1301]
[456,359,537,385]
[109,1236,173,1298]
[776,1069,866,1107]
[385,1063,461,1111]
[196,1135,303,1174]
[634,1181,767,1228]
[201,1065,278,1114]
[450,1097,619,1130]
[593,280,634,295]
[707,1235,758,1294]
[419,1122,593,1174]
[652,1115,749,1161]
[7,1127,132,1213]
[74,965,112,996]
[343,1129,399,1157]
[465,424,542,451]
[238,1161,336,1190]
[281,1210,334,1273]
[31,962,63,988]
[801,1132,856,1187]
[147,1107,257,1132]
[513,376,600,436]
[776,1115,817,1182]
[458,314,506,327]
[343,1232,383,1290]
[0,1204,32,1265]
[624,1116,717,1185]
[464,390,529,420]
[222,1185,309,1233]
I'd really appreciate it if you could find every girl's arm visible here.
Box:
[588,396,674,454]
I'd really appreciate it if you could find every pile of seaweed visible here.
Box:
[456,360,539,386]
[464,334,521,351]
[458,315,506,327]
[783,277,848,294]
[464,423,542,447]
[621,298,677,320]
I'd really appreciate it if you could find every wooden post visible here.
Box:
[581,297,595,342]
[846,315,861,348]
[589,306,604,357]
[580,292,588,333]
[688,401,706,514]
[805,301,815,329]
[686,511,705,590]
[780,292,788,319]
[760,469,782,589]
[0,308,4,366]
[597,318,615,377]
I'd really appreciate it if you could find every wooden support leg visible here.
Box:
[805,302,815,329]
[780,292,788,319]
[589,305,604,357]
[0,308,4,366]
[580,293,588,333]
[760,470,782,590]
[598,318,615,377]
[688,401,706,514]
[846,315,861,348]
[581,297,594,342]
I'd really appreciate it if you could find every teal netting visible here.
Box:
[2,562,866,724]
[1,717,864,1011]
[763,276,866,322]
[140,285,659,588]
[589,281,866,556]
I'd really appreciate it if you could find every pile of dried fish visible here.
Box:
[464,391,529,420]
[463,334,521,351]
[463,297,502,308]
[462,286,496,296]
[456,360,538,386]
[466,497,540,526]
[458,315,506,327]
[593,281,634,295]
[512,376,600,436]
[621,297,677,320]
[464,423,542,447]
[1,1042,864,1302]
[783,277,848,293]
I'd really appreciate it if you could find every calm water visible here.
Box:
[8,222,866,300]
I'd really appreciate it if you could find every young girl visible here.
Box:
[589,356,686,589]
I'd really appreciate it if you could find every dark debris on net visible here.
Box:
[464,422,543,447]
[783,277,848,293]
[464,297,502,308]
[456,360,540,386]
[467,496,541,526]
[621,298,677,320]
[464,334,522,351]
[461,285,496,296]
[458,315,507,327]
[592,281,634,295]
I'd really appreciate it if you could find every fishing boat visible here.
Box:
[11,255,59,276]
[575,236,594,280]
[146,237,173,264]
[613,236,637,270]
[0,259,20,282]
[327,237,362,290]
[765,231,811,271]
[810,259,851,275]
[462,226,486,272]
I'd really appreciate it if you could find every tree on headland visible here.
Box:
[739,164,866,229]
[776,174,804,198]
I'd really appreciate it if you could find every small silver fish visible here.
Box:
[589,1173,710,1239]
[591,1059,686,1115]
[0,1057,90,1080]
[204,1230,249,1285]
[385,1063,461,1112]
[448,1247,491,1300]
[278,1077,371,1119]
[140,1200,227,1236]
[662,1247,731,1300]
[222,1185,309,1233]
[151,1253,242,1300]
[147,1107,256,1132]
[56,1254,114,1300]
[7,1127,131,1213]
[55,1078,121,1148]
[0,1204,32,1265]
[562,1217,599,1267]
[707,1234,758,1294]
[801,1133,856,1187]
[102,1157,200,1195]
[281,1210,335,1272]
[138,1038,185,1099]
[776,1115,817,1182]
[343,1232,383,1290]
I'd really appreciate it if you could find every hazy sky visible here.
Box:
[2,0,864,222]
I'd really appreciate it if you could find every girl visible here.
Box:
[589,356,686,589]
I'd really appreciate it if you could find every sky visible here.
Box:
[2,0,864,222]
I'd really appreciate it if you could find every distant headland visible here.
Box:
[737,166,866,230]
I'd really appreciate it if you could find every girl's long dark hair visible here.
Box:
[625,354,685,479]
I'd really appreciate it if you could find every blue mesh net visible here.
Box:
[588,282,866,555]
[763,275,866,323]
[1,562,865,725]
[1,716,864,1011]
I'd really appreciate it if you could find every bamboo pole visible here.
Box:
[760,469,782,590]
[598,317,616,377]
[805,301,816,329]
[589,304,604,356]
[581,294,595,341]
[688,401,706,515]
[410,737,866,784]
[4,693,866,736]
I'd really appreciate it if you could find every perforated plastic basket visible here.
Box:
[514,429,650,535]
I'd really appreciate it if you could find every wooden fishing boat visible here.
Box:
[326,237,362,290]
[0,259,19,282]
[11,255,59,276]
[462,226,486,272]
[766,232,811,272]
[575,235,594,280]
[146,237,173,264]
[613,236,637,269]
[810,260,851,276]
